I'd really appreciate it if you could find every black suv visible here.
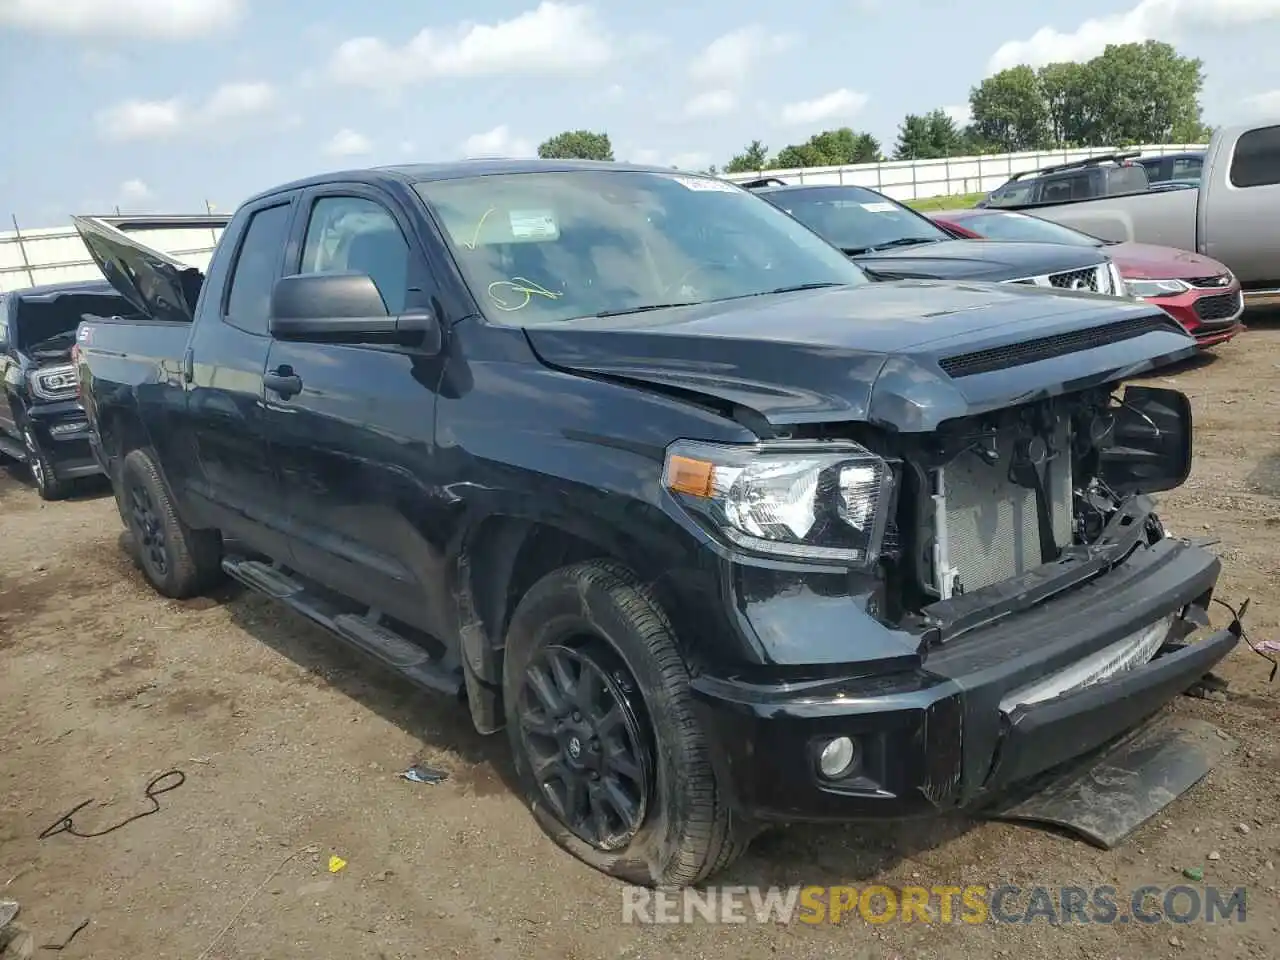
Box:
[981,153,1151,208]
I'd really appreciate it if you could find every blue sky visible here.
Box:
[3,0,1280,227]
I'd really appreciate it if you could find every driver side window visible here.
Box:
[300,196,410,314]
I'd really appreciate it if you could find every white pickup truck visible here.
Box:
[1001,121,1280,309]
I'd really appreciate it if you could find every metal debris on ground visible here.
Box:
[401,764,448,784]
[0,902,16,932]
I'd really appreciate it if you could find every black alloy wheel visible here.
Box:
[515,642,651,851]
[128,477,170,579]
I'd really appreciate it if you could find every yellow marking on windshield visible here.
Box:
[487,276,562,312]
[462,207,497,250]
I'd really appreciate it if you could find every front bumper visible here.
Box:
[1146,286,1244,346]
[26,399,102,480]
[690,537,1234,822]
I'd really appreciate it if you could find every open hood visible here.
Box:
[523,281,1197,432]
[72,215,226,325]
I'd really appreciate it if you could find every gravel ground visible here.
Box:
[1,321,1277,960]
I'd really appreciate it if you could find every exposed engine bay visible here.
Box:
[870,384,1191,631]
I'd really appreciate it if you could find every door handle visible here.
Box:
[264,368,303,399]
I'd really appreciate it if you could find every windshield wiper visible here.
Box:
[588,302,699,319]
[846,237,944,256]
[759,281,845,295]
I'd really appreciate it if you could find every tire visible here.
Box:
[503,560,748,887]
[119,448,223,598]
[22,426,66,501]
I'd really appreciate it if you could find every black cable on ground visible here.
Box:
[37,770,185,841]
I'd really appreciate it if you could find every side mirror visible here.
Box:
[268,273,442,353]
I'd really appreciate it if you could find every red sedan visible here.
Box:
[930,208,1244,348]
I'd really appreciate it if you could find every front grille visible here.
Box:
[932,422,1073,596]
[1047,266,1103,292]
[1187,275,1232,289]
[938,314,1180,378]
[1193,290,1242,324]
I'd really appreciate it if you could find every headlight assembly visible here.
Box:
[1124,277,1190,299]
[661,439,894,565]
[29,364,78,400]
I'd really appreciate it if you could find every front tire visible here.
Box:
[23,426,66,501]
[503,560,747,886]
[119,448,222,598]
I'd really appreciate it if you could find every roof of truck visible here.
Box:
[243,158,701,207]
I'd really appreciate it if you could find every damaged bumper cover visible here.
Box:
[690,535,1235,822]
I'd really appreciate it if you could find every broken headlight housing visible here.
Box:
[29,363,78,400]
[661,439,894,565]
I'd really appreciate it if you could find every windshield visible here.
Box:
[414,171,867,325]
[956,212,1103,247]
[761,186,949,254]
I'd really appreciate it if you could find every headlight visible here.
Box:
[1124,278,1191,299]
[29,364,78,400]
[661,439,894,565]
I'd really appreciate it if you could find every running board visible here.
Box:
[221,556,463,697]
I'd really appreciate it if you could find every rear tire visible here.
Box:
[503,560,748,887]
[119,448,222,598]
[23,426,66,501]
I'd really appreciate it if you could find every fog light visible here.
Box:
[817,736,857,779]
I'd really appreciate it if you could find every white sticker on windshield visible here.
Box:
[668,175,739,193]
[860,201,898,213]
[508,210,559,241]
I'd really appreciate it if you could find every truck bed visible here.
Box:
[1013,187,1199,251]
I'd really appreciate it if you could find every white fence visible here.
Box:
[720,142,1208,201]
[0,219,224,293]
[1,143,1207,292]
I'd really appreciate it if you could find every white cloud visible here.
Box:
[1245,89,1280,115]
[688,25,792,87]
[670,151,712,171]
[96,80,278,141]
[987,0,1280,74]
[461,124,534,158]
[0,0,244,39]
[943,104,972,127]
[683,88,737,119]
[329,2,612,89]
[780,88,869,126]
[116,178,153,210]
[323,129,373,157]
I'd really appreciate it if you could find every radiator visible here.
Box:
[934,424,1073,596]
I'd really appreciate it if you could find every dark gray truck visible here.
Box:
[997,122,1280,308]
[72,160,1243,886]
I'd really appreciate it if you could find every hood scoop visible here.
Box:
[939,314,1185,379]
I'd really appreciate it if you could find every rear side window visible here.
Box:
[224,203,291,335]
[1108,166,1148,195]
[1230,126,1280,188]
[1172,156,1202,179]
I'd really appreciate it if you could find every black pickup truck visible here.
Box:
[73,160,1238,887]
[0,280,134,498]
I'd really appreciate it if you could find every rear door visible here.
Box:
[261,184,453,641]
[1200,124,1280,286]
[183,196,298,559]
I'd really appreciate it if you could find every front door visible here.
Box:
[261,187,451,640]
[183,198,297,561]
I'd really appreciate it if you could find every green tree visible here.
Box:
[537,129,614,161]
[1038,61,1095,146]
[893,109,963,160]
[1083,41,1206,145]
[772,128,882,169]
[968,65,1052,152]
[724,139,770,173]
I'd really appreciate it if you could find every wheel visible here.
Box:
[22,426,66,501]
[503,560,748,886]
[119,448,223,598]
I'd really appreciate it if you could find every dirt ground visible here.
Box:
[2,323,1278,960]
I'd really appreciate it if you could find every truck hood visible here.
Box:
[523,280,1196,432]
[72,215,219,325]
[854,239,1106,282]
[1106,242,1231,281]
